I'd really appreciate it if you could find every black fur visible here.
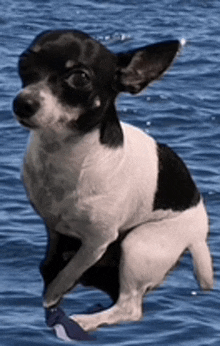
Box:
[153,143,200,211]
[40,232,81,289]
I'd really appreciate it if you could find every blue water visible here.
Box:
[1,0,220,345]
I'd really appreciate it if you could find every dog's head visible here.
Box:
[13,30,182,147]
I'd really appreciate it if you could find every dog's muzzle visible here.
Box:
[13,92,40,119]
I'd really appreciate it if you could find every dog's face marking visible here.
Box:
[65,60,76,69]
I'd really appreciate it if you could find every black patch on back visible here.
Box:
[153,143,200,211]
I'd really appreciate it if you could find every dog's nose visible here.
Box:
[13,93,40,118]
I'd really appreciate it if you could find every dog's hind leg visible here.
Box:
[70,202,213,332]
[70,218,187,332]
[187,201,213,291]
[189,240,213,290]
[70,226,149,331]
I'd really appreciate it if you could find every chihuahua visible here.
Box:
[13,30,213,332]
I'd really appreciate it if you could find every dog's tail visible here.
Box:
[189,241,214,290]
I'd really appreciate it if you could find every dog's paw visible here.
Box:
[46,308,95,341]
[43,290,62,309]
[43,269,76,308]
[70,314,102,332]
[43,275,68,308]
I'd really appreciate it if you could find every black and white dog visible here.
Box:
[13,30,213,332]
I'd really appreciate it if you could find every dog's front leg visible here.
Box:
[44,230,117,309]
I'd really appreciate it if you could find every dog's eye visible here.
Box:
[66,71,90,89]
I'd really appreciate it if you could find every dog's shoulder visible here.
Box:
[121,122,157,156]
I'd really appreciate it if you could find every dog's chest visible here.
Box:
[22,144,123,232]
[23,145,84,220]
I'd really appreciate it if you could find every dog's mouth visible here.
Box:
[17,117,39,129]
[16,113,78,132]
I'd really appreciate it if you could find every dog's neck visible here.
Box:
[28,126,125,171]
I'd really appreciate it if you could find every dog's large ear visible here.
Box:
[114,40,181,94]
